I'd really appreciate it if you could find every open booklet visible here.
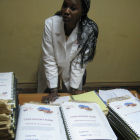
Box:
[15,102,117,140]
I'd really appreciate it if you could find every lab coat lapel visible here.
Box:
[67,25,79,62]
[54,18,66,49]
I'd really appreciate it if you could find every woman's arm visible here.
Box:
[70,54,86,94]
[42,18,58,89]
[41,18,59,101]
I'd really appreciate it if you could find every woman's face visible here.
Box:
[61,0,82,27]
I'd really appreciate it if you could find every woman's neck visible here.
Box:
[64,23,76,37]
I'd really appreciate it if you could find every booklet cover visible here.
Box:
[61,102,117,140]
[15,103,67,140]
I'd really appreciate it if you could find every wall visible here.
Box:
[88,0,140,83]
[0,0,140,84]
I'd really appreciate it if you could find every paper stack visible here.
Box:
[0,72,17,140]
[99,88,140,140]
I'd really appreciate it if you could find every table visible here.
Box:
[18,93,70,105]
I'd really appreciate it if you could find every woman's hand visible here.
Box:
[70,87,84,95]
[41,88,58,103]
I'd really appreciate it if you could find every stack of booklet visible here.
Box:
[99,88,140,140]
[0,72,17,140]
[15,102,117,140]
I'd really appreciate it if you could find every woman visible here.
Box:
[38,0,98,102]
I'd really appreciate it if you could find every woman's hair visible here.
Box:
[78,0,98,66]
[55,0,99,66]
[81,0,90,18]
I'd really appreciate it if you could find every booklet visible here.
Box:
[15,102,117,140]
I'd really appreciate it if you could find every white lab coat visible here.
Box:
[37,16,86,93]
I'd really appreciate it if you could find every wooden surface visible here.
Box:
[18,90,140,105]
[130,90,140,99]
[18,93,70,105]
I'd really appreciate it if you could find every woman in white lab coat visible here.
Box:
[38,0,98,102]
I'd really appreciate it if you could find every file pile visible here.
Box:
[107,97,140,140]
[0,72,17,140]
[99,89,140,140]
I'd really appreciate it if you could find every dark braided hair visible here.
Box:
[78,0,99,66]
